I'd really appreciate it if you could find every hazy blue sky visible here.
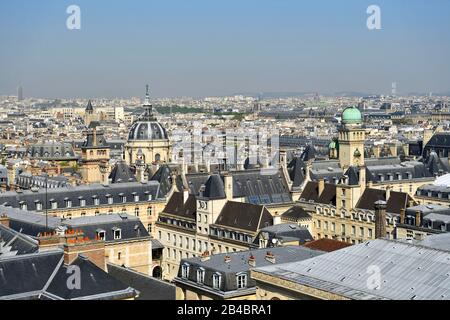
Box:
[0,0,449,98]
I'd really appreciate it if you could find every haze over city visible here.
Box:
[1,0,450,98]
[3,0,450,308]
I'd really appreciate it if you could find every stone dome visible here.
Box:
[342,106,362,124]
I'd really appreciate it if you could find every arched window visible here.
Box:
[155,153,161,162]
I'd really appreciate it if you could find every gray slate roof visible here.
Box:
[176,246,324,296]
[107,263,175,300]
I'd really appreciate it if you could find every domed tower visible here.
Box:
[338,106,365,168]
[125,85,170,166]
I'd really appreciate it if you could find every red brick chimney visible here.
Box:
[63,229,106,271]
[38,231,61,250]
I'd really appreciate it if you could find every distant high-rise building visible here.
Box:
[17,86,23,101]
[391,82,397,97]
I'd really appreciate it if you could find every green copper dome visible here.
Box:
[342,106,362,123]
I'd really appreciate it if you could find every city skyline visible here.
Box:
[1,0,449,99]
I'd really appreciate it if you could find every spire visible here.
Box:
[86,100,94,112]
[141,84,156,121]
[144,84,151,105]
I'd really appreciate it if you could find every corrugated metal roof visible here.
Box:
[254,238,450,300]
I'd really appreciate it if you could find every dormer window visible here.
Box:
[133,193,139,202]
[113,227,121,240]
[196,268,205,284]
[79,197,86,207]
[93,196,100,206]
[213,273,222,290]
[50,199,57,209]
[96,229,106,240]
[182,263,190,278]
[236,273,247,289]
[65,198,72,208]
[19,201,27,210]
[107,195,113,205]
[35,201,42,211]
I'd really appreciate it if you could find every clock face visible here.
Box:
[198,201,208,210]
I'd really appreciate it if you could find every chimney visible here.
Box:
[92,128,97,147]
[224,173,233,201]
[374,200,387,239]
[200,251,211,262]
[318,178,325,197]
[38,231,63,251]
[63,232,106,271]
[248,254,256,267]
[0,214,9,228]
[265,251,276,264]
[415,210,422,227]
[400,208,406,224]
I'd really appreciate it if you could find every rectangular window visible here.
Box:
[213,274,221,289]
[236,274,247,289]
[182,264,189,278]
[197,268,205,284]
[108,197,113,205]
[114,229,121,239]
